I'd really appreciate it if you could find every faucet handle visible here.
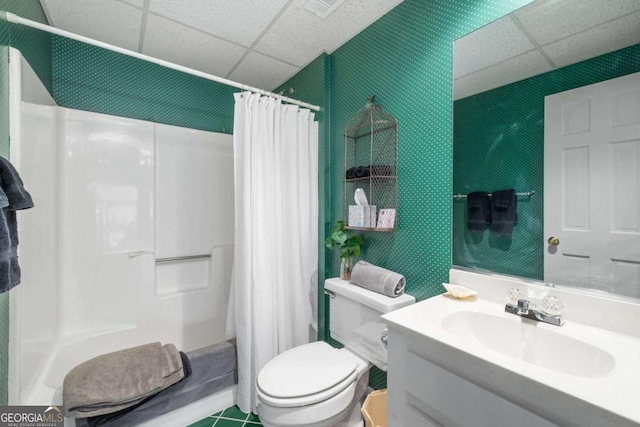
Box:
[542,295,564,316]
[506,288,525,306]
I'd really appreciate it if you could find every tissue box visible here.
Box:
[349,205,366,227]
[377,209,396,228]
[349,205,377,228]
[368,206,377,228]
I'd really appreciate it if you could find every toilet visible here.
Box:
[256,277,415,427]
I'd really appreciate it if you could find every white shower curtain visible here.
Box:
[227,91,319,413]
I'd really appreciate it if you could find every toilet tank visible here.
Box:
[325,277,415,371]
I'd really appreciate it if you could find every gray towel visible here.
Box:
[0,211,21,293]
[350,261,405,297]
[0,156,34,294]
[0,156,33,210]
[63,343,185,418]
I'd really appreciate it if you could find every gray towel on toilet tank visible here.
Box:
[63,342,186,418]
[350,261,405,297]
[490,189,518,235]
[0,156,34,294]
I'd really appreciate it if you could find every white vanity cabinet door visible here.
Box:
[405,404,443,427]
[387,330,558,427]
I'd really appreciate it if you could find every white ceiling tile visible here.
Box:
[142,14,247,77]
[118,0,144,7]
[543,12,640,69]
[515,0,640,46]
[454,15,534,79]
[454,50,553,100]
[254,0,402,67]
[43,0,141,51]
[228,51,299,91]
[149,0,289,47]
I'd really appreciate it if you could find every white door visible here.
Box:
[544,72,640,297]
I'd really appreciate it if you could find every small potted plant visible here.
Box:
[325,220,364,280]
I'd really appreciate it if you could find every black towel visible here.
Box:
[354,166,369,178]
[467,191,490,232]
[490,189,518,235]
[345,166,358,180]
[0,156,34,294]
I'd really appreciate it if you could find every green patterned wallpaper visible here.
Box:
[0,0,52,94]
[328,0,533,301]
[453,43,640,280]
[10,24,52,94]
[53,37,237,134]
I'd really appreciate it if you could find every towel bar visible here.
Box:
[155,254,211,263]
[453,191,535,200]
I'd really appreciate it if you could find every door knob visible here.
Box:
[547,236,560,246]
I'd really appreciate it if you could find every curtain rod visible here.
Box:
[3,12,321,112]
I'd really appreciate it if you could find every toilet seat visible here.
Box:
[257,341,359,408]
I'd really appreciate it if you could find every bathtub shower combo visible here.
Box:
[8,49,236,423]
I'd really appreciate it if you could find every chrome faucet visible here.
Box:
[505,298,563,326]
[516,299,530,315]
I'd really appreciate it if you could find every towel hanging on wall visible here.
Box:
[490,189,518,235]
[0,156,34,294]
[466,191,490,232]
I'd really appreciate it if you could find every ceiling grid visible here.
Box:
[454,0,640,99]
[41,0,403,90]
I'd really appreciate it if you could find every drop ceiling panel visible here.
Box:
[118,0,143,7]
[143,14,247,77]
[254,0,402,67]
[42,0,142,51]
[542,12,640,69]
[454,15,534,79]
[228,51,298,91]
[515,0,640,46]
[454,50,553,100]
[148,0,289,47]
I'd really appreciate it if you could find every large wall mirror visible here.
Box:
[452,0,640,299]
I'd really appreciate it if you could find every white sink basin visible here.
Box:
[442,310,615,377]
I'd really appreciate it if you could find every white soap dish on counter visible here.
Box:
[443,283,478,299]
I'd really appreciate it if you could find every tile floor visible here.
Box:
[189,405,262,427]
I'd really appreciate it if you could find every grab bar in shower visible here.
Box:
[155,254,211,264]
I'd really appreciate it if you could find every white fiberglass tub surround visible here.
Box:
[8,50,235,423]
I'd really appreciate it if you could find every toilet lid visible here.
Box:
[257,341,357,399]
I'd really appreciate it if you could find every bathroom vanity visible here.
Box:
[382,268,640,427]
